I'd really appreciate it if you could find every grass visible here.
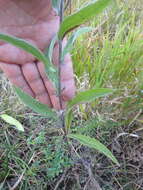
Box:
[1,0,143,189]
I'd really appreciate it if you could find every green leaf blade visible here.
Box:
[14,87,57,118]
[0,33,58,91]
[59,0,113,38]
[44,35,59,91]
[68,88,115,109]
[68,134,119,166]
[1,114,24,132]
[0,33,48,66]
[44,35,58,63]
[62,27,93,59]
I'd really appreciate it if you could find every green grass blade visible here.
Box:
[1,114,24,132]
[68,88,115,109]
[0,33,58,90]
[14,86,57,118]
[59,0,113,38]
[68,134,119,166]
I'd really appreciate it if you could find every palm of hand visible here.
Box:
[0,0,75,109]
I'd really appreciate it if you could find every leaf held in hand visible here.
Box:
[59,0,113,38]
[0,33,58,91]
[1,114,24,132]
[14,86,57,118]
[68,134,120,166]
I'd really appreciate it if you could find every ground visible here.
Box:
[1,0,143,189]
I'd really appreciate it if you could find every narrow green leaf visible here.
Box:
[68,88,115,109]
[14,86,57,118]
[44,35,58,63]
[65,110,73,131]
[43,35,59,91]
[68,134,119,166]
[0,33,58,90]
[1,114,24,132]
[59,0,113,38]
[62,27,93,60]
[0,33,48,65]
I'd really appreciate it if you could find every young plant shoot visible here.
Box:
[0,0,119,166]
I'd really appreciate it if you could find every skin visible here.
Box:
[0,0,75,110]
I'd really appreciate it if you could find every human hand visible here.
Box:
[0,0,75,110]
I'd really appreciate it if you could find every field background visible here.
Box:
[1,0,143,189]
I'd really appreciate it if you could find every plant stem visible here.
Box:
[58,0,64,107]
[58,1,71,155]
[58,0,65,130]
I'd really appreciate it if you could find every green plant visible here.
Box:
[0,0,119,170]
[27,132,72,180]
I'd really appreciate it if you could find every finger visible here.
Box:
[21,62,52,107]
[0,39,36,64]
[53,42,75,101]
[37,39,75,109]
[60,55,75,102]
[37,61,61,110]
[0,62,34,97]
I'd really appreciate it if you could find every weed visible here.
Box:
[0,0,143,189]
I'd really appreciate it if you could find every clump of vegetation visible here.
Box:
[1,0,143,189]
